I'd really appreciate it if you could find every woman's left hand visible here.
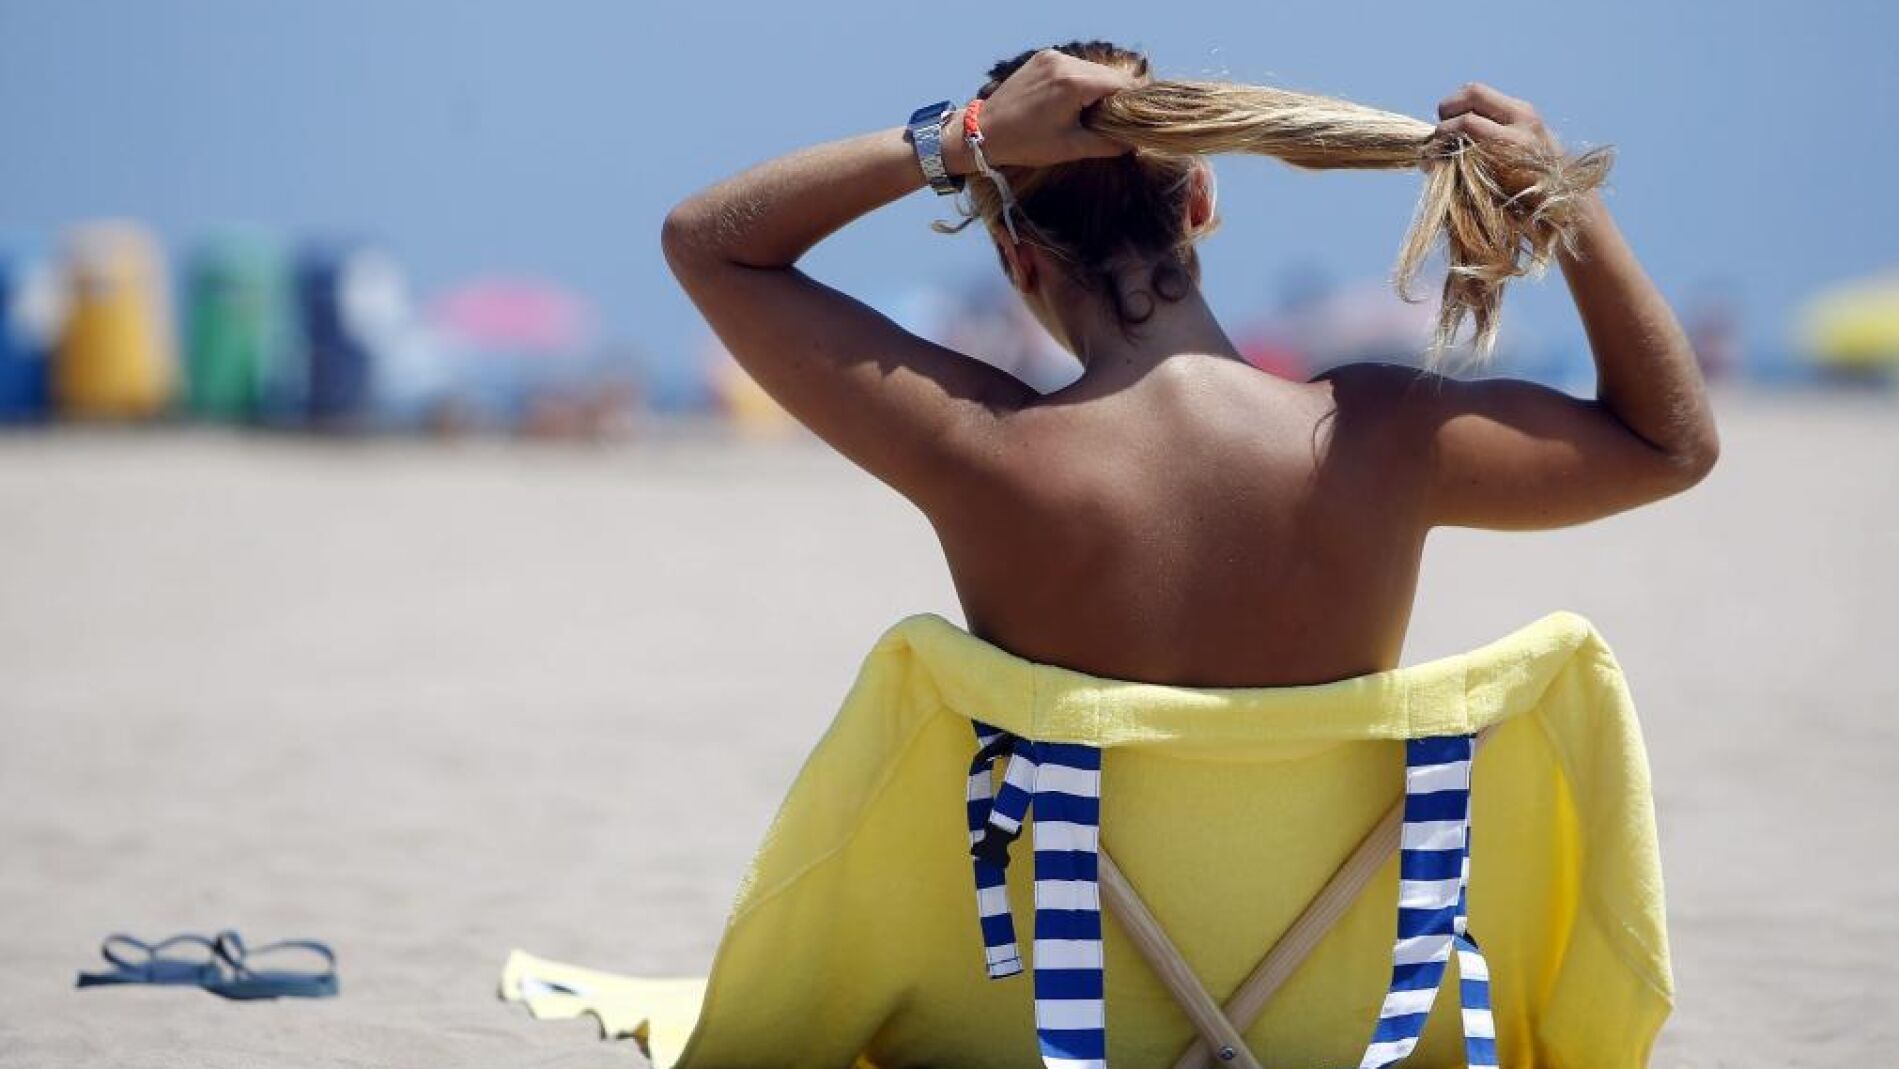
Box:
[969,49,1135,168]
[1432,82,1565,193]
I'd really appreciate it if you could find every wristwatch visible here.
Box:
[904,100,963,196]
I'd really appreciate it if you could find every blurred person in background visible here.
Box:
[661,41,1718,686]
[1685,283,1743,382]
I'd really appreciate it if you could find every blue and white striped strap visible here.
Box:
[967,725,1030,978]
[968,721,1107,1069]
[1454,843,1499,1068]
[1358,734,1498,1069]
[966,728,1495,1069]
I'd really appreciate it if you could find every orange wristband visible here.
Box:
[963,99,986,145]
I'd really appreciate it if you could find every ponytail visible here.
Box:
[1084,80,1612,361]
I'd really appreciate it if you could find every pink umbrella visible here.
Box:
[427,278,594,354]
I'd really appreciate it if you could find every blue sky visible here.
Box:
[2,0,1893,397]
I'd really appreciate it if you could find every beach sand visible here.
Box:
[1,395,1893,1066]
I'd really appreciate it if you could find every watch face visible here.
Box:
[910,101,952,128]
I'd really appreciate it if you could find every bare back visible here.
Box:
[932,359,1427,686]
[661,66,1717,692]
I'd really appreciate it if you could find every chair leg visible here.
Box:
[1097,849,1263,1069]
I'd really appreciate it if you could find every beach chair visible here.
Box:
[503,611,1672,1068]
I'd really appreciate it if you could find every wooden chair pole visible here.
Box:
[1168,799,1404,1069]
[1168,727,1498,1069]
[1097,848,1263,1069]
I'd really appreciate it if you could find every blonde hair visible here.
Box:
[953,42,1613,363]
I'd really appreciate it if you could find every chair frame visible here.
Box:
[1097,728,1494,1069]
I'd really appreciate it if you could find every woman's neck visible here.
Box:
[1062,286,1246,391]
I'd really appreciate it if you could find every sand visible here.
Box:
[1,395,1894,1067]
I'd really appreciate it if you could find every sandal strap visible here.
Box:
[101,932,216,970]
[214,930,336,979]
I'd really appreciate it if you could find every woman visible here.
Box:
[661,41,1718,688]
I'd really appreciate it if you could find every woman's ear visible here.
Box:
[994,231,1039,295]
[1186,161,1218,234]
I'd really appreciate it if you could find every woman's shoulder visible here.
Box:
[1309,359,1447,396]
[1298,361,1459,482]
[1308,360,1464,431]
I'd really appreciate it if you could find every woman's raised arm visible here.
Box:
[660,51,1131,509]
[1408,83,1720,530]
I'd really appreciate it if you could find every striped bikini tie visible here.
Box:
[1356,734,1498,1069]
[967,722,1106,1069]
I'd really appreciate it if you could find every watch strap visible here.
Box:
[905,101,963,196]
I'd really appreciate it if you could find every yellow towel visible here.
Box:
[501,610,1672,1068]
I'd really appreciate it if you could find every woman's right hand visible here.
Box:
[967,49,1135,169]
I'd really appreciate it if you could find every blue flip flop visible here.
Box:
[201,930,339,1000]
[76,933,222,988]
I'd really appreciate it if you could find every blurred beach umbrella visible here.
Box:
[1797,273,1899,373]
[425,277,599,432]
[430,278,592,353]
[0,245,64,422]
[184,232,296,422]
[54,221,176,419]
[1234,327,1307,382]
